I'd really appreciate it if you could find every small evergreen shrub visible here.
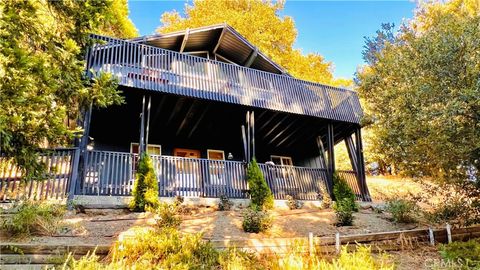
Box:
[155,202,181,230]
[333,172,358,212]
[242,208,272,233]
[286,195,303,210]
[333,198,354,226]
[439,239,480,268]
[1,201,66,237]
[319,184,332,209]
[218,195,233,211]
[246,159,274,210]
[129,153,159,212]
[386,198,417,223]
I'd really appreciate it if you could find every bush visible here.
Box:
[319,184,332,209]
[1,200,66,237]
[242,208,273,233]
[286,195,303,210]
[386,198,417,223]
[247,159,274,210]
[218,195,233,211]
[419,181,480,226]
[155,202,181,230]
[129,153,159,212]
[439,239,480,268]
[333,172,358,212]
[333,198,354,226]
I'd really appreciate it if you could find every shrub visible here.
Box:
[1,200,66,237]
[129,153,159,212]
[155,202,181,230]
[439,239,480,268]
[242,208,273,233]
[247,159,274,210]
[218,195,233,211]
[319,184,332,209]
[333,198,354,226]
[333,172,358,212]
[420,181,480,226]
[286,195,303,210]
[386,198,417,223]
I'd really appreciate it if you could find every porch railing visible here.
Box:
[79,150,330,200]
[0,149,79,201]
[86,34,363,124]
[337,170,364,200]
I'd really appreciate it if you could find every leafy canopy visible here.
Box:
[158,0,351,87]
[356,0,480,181]
[0,0,137,176]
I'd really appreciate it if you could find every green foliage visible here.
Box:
[356,0,480,181]
[242,208,273,233]
[0,0,136,177]
[333,172,358,212]
[319,184,332,209]
[385,198,417,223]
[439,239,480,269]
[155,202,181,230]
[420,181,480,226]
[246,159,274,210]
[286,195,303,210]
[158,0,351,87]
[333,199,354,226]
[218,195,233,211]
[1,201,66,237]
[129,154,159,212]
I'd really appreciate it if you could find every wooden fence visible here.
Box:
[0,149,79,201]
[87,34,363,124]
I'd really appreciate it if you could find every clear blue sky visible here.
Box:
[128,0,416,79]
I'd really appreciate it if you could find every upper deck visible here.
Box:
[86,34,363,124]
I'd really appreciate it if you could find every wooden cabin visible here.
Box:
[77,24,370,201]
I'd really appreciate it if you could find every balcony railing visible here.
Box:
[86,34,363,124]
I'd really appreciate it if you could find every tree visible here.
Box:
[246,159,273,210]
[130,153,160,212]
[158,0,349,87]
[0,0,137,177]
[356,0,480,181]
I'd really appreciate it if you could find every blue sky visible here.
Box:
[128,0,416,79]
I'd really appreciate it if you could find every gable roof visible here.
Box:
[129,24,288,75]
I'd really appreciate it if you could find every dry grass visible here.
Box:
[366,175,424,202]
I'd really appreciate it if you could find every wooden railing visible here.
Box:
[337,170,363,200]
[0,149,79,201]
[79,150,330,200]
[86,34,363,124]
[259,164,329,200]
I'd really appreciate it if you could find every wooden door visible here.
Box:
[173,148,200,159]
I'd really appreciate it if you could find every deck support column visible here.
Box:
[326,123,335,198]
[354,128,371,201]
[75,103,93,195]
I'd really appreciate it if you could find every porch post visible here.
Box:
[139,95,146,155]
[344,135,358,173]
[75,103,93,195]
[326,123,335,198]
[354,128,371,201]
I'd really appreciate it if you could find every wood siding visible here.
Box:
[86,34,363,124]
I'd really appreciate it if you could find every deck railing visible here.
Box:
[79,150,330,200]
[86,34,363,124]
[0,149,79,201]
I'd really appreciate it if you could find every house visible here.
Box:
[0,24,371,202]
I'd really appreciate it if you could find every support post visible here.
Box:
[326,123,335,198]
[75,103,92,194]
[354,128,371,201]
[139,95,146,156]
[67,148,81,209]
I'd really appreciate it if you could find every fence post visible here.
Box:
[67,148,81,209]
[335,232,341,254]
[428,228,435,246]
[446,223,452,244]
[309,232,314,256]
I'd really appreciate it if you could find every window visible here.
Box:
[270,155,293,166]
[130,143,161,155]
[173,148,200,159]
[207,150,225,160]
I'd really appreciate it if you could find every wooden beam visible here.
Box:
[150,95,167,125]
[355,128,371,201]
[262,114,289,140]
[179,28,190,53]
[176,100,199,136]
[276,120,312,147]
[244,48,258,67]
[268,117,300,145]
[344,135,358,173]
[213,26,227,54]
[187,105,209,139]
[326,123,335,197]
[257,112,280,133]
[284,122,323,148]
[165,98,185,128]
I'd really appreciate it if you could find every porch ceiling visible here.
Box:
[90,87,358,159]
